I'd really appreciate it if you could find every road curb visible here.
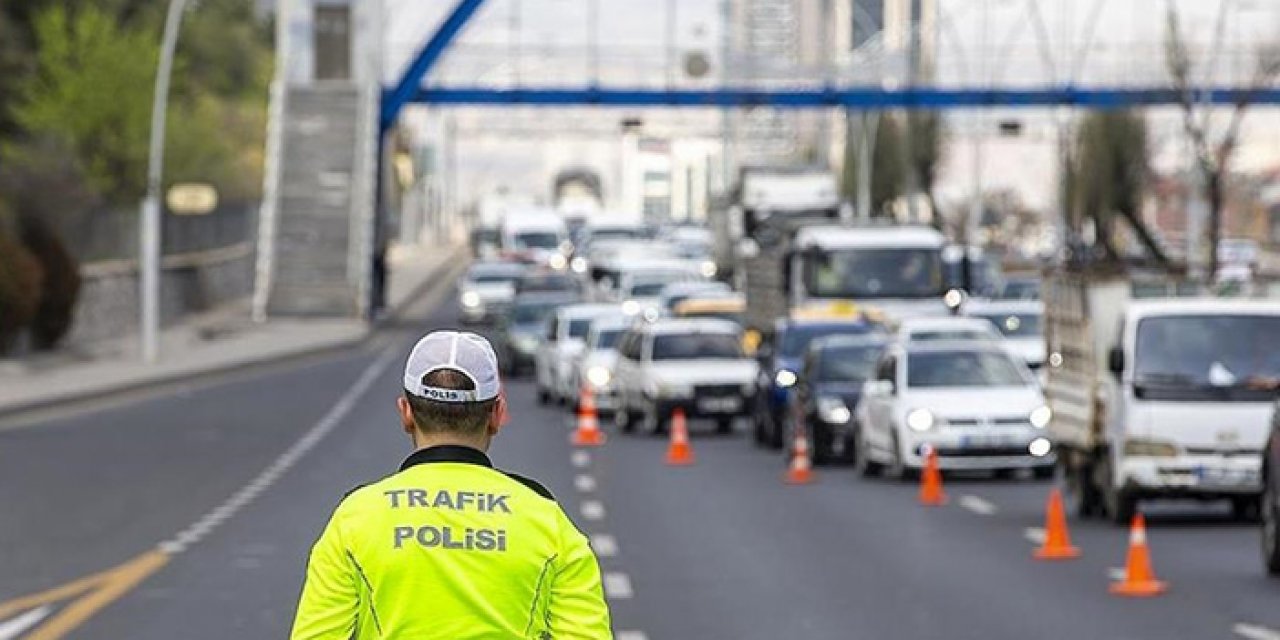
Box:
[0,246,467,424]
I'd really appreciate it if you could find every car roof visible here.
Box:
[643,318,743,335]
[513,292,578,305]
[557,303,622,320]
[588,314,634,331]
[808,334,889,351]
[1125,298,1280,319]
[963,299,1043,315]
[793,225,945,250]
[897,340,1014,356]
[898,317,997,332]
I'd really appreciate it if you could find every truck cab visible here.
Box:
[1046,273,1280,522]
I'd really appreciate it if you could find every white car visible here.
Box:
[963,299,1046,370]
[657,280,733,314]
[855,342,1055,478]
[567,315,633,413]
[534,304,620,405]
[895,316,1003,344]
[456,261,527,323]
[612,318,758,435]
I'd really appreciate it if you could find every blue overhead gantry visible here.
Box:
[380,0,1280,131]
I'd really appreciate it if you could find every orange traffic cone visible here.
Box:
[918,448,947,506]
[784,425,814,485]
[664,408,695,465]
[570,385,606,447]
[1110,514,1167,597]
[1033,488,1081,560]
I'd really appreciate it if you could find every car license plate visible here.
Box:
[959,434,1017,449]
[698,397,740,413]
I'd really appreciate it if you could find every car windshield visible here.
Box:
[907,350,1030,388]
[651,332,741,360]
[1134,315,1280,401]
[568,319,592,339]
[591,229,641,242]
[805,248,945,299]
[816,344,883,382]
[513,231,561,250]
[908,329,993,342]
[520,274,576,292]
[630,278,681,297]
[971,313,1041,338]
[592,329,623,349]
[512,301,563,324]
[780,324,876,358]
[469,265,524,284]
[997,280,1041,300]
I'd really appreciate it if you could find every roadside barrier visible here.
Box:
[664,408,695,465]
[1110,514,1167,597]
[784,422,814,485]
[1033,488,1082,560]
[570,385,606,447]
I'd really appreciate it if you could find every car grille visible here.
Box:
[944,417,1031,428]
[934,446,1030,458]
[695,384,740,398]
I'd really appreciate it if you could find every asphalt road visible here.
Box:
[2,288,1279,639]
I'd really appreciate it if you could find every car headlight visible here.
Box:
[817,396,852,424]
[1123,438,1179,458]
[571,257,588,274]
[461,291,481,308]
[587,366,612,388]
[1029,405,1052,429]
[906,408,935,432]
[700,260,717,278]
[622,300,641,316]
[1028,437,1052,457]
[549,253,568,270]
[774,369,798,388]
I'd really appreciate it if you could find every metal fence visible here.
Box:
[61,202,257,264]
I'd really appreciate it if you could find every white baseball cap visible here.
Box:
[403,331,501,403]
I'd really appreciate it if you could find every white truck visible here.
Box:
[1045,269,1280,523]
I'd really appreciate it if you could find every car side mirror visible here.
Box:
[1107,347,1124,376]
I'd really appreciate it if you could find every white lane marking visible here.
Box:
[616,631,650,640]
[158,346,400,555]
[590,533,619,558]
[574,474,597,492]
[1023,527,1047,545]
[603,572,634,600]
[958,495,998,516]
[0,605,52,640]
[571,451,592,468]
[581,500,606,521]
[1108,567,1128,581]
[1234,623,1280,640]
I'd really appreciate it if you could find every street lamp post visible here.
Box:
[139,0,190,363]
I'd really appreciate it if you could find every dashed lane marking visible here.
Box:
[603,572,634,600]
[571,451,592,468]
[958,495,998,516]
[0,605,52,640]
[590,534,619,558]
[1234,623,1280,640]
[581,500,606,521]
[1023,527,1047,545]
[616,631,650,640]
[574,474,597,492]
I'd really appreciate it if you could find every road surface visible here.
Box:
[2,286,1278,639]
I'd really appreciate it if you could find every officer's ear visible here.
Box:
[489,392,508,435]
[397,396,416,435]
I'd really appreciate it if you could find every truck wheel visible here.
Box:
[716,417,735,435]
[1066,459,1103,518]
[1264,478,1280,576]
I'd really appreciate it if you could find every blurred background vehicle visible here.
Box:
[534,303,620,405]
[456,260,527,324]
[963,299,1046,370]
[496,291,579,376]
[787,335,888,464]
[568,314,633,415]
[894,316,1003,344]
[657,280,734,315]
[670,294,746,325]
[500,208,570,269]
[857,342,1054,479]
[613,318,757,435]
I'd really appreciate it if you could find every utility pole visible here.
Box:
[139,0,190,363]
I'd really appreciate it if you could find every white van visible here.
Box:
[500,209,569,269]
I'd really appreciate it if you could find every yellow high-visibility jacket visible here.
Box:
[290,445,612,639]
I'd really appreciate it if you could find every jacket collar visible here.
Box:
[399,445,493,472]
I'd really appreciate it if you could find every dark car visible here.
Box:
[515,271,580,296]
[786,335,888,464]
[496,292,578,376]
[752,317,885,449]
[1265,399,1280,576]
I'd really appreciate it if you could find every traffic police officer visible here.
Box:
[291,331,612,639]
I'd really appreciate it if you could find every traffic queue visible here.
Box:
[461,193,1280,577]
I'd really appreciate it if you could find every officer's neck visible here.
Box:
[411,430,491,453]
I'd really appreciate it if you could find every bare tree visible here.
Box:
[1165,5,1280,278]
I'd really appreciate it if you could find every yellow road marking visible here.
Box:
[0,550,169,640]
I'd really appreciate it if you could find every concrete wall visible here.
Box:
[67,244,255,346]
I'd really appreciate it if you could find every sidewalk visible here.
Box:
[0,243,467,418]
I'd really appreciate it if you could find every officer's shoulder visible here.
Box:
[500,470,556,501]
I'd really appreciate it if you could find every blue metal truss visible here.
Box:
[393,85,1280,109]
[380,0,488,130]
